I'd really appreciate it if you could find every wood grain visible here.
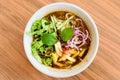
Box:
[0,0,120,80]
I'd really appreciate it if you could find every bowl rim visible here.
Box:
[23,2,99,78]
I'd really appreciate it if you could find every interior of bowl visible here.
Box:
[23,2,99,78]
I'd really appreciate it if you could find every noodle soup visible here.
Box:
[29,11,91,69]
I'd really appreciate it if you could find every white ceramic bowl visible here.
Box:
[23,2,99,78]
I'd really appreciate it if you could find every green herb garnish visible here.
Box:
[45,58,52,66]
[61,28,74,41]
[33,53,42,63]
[41,33,57,46]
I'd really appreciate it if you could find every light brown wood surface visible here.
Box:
[0,0,120,80]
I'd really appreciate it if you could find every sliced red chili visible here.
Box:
[46,50,51,55]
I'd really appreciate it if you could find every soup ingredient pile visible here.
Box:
[28,12,91,68]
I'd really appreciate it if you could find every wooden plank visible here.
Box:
[0,0,120,80]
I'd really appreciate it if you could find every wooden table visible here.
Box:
[0,0,120,80]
